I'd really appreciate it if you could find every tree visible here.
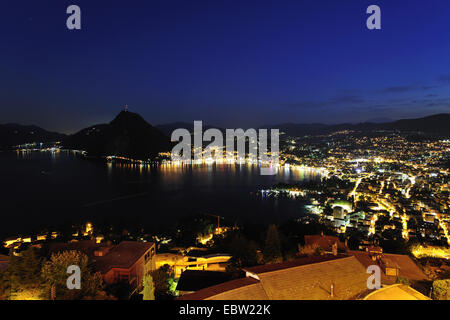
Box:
[104,280,132,300]
[150,264,172,300]
[2,246,44,299]
[431,279,450,300]
[142,274,155,300]
[226,234,259,273]
[298,243,323,257]
[41,250,102,300]
[263,225,282,264]
[396,277,410,286]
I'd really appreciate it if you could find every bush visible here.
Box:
[431,279,450,300]
[396,277,410,286]
[298,243,323,256]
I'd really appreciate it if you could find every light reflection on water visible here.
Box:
[1,150,323,237]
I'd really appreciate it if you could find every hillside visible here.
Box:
[63,111,171,160]
[0,124,65,148]
[267,114,450,136]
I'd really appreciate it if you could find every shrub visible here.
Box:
[431,279,450,300]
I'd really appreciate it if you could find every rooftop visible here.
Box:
[243,254,346,275]
[363,284,430,300]
[178,277,265,300]
[304,234,347,251]
[348,250,428,284]
[93,241,154,274]
[180,255,369,300]
[49,240,154,274]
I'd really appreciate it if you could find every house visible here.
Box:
[93,241,156,291]
[49,240,156,293]
[303,233,347,254]
[179,255,370,300]
[348,247,428,285]
[155,252,231,277]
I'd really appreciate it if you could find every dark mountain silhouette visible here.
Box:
[377,113,450,132]
[63,111,171,160]
[0,123,66,148]
[155,122,225,137]
[265,113,450,136]
[3,113,448,154]
[364,117,394,124]
[155,122,194,137]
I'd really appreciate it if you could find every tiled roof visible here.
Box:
[243,254,346,274]
[363,284,431,300]
[180,255,369,300]
[304,235,347,251]
[348,250,428,284]
[178,277,263,300]
[255,256,368,300]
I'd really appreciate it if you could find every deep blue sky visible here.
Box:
[1,0,450,133]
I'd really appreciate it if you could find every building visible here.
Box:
[93,241,156,291]
[348,247,428,285]
[304,233,347,254]
[179,255,370,300]
[333,206,346,219]
[49,240,156,293]
[155,252,231,277]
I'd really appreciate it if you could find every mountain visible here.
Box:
[268,114,450,136]
[63,111,171,160]
[364,117,394,124]
[0,123,66,148]
[377,113,450,133]
[155,122,225,137]
[155,122,195,137]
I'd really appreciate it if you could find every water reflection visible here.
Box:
[1,150,324,238]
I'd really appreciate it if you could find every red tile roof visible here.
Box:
[348,250,428,284]
[243,254,346,274]
[180,255,369,300]
[304,235,347,251]
[178,277,261,300]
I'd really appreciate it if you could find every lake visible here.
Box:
[0,150,323,238]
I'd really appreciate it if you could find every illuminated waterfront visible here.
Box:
[0,150,323,239]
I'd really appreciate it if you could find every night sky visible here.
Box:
[1,0,450,133]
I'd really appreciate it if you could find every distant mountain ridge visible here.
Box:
[0,123,66,148]
[264,113,450,136]
[155,122,225,137]
[2,113,449,153]
[63,111,171,160]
